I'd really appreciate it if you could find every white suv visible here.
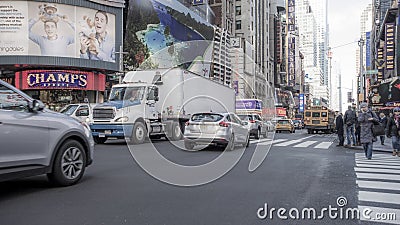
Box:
[237,114,267,139]
[0,80,94,186]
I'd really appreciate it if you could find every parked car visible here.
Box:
[292,119,304,129]
[0,80,94,186]
[275,119,295,133]
[237,113,267,139]
[184,112,250,151]
[59,103,94,123]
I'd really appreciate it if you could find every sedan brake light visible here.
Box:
[249,120,256,123]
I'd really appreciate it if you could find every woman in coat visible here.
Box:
[358,102,379,160]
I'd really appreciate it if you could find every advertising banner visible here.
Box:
[299,94,304,113]
[287,0,295,32]
[276,107,287,117]
[16,70,105,91]
[236,99,262,110]
[0,1,116,62]
[377,48,384,82]
[385,23,395,71]
[287,37,296,87]
[369,77,400,106]
[366,31,371,68]
[124,0,214,76]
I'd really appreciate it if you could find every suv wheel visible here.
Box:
[254,129,260,139]
[48,140,86,186]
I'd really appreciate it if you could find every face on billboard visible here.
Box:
[0,1,116,63]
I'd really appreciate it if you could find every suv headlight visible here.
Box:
[115,116,129,122]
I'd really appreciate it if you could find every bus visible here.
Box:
[303,106,335,134]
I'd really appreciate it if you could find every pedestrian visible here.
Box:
[344,105,357,147]
[386,108,400,157]
[355,113,361,146]
[335,112,344,146]
[358,102,379,160]
[379,112,388,145]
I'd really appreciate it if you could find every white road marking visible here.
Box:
[314,142,332,149]
[359,191,400,205]
[356,173,400,181]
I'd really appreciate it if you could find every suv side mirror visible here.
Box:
[29,99,45,112]
[241,121,248,126]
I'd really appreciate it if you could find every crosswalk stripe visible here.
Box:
[359,191,400,205]
[293,141,317,148]
[271,139,288,144]
[356,159,400,164]
[355,167,400,174]
[357,180,400,190]
[314,142,332,149]
[356,173,400,181]
[274,136,313,147]
[356,155,397,159]
[357,162,400,167]
[356,164,400,170]
[359,206,400,224]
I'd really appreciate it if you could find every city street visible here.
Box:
[1,130,399,225]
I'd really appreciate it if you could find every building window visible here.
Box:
[236,20,241,30]
[236,6,241,15]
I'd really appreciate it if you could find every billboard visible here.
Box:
[366,31,371,68]
[124,0,215,76]
[236,99,262,110]
[0,1,116,62]
[385,23,395,71]
[369,77,400,106]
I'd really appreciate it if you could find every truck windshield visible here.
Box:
[60,105,78,115]
[109,87,145,101]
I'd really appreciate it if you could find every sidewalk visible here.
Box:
[344,136,393,153]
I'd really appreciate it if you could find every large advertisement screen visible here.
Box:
[124,0,215,76]
[0,1,116,62]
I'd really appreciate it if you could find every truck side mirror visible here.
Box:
[154,87,159,101]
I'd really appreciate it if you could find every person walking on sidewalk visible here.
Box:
[344,105,357,147]
[358,103,379,160]
[335,113,344,146]
[386,107,400,157]
[379,112,388,145]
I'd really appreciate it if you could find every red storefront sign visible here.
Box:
[276,107,287,117]
[15,70,105,91]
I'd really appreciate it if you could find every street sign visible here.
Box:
[299,94,305,112]
[365,70,378,75]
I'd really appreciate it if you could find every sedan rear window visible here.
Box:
[191,113,224,122]
[278,120,289,124]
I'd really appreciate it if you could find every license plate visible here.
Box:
[105,130,112,134]
[99,133,105,137]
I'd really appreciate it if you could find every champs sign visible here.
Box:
[16,70,106,91]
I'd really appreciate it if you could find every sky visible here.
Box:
[327,0,372,111]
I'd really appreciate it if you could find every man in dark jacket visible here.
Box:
[335,113,344,146]
[379,113,388,145]
[344,105,357,146]
[358,102,379,160]
[386,107,400,157]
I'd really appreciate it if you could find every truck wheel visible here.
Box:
[184,140,195,150]
[47,140,86,186]
[93,137,107,144]
[130,122,147,144]
[170,122,183,141]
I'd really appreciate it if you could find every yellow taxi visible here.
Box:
[275,119,295,133]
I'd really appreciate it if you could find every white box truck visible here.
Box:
[90,68,235,144]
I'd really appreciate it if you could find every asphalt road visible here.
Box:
[1,130,398,225]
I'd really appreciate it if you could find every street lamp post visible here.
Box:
[115,45,128,84]
[358,38,365,107]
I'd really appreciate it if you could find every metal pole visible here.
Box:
[328,48,332,109]
[358,38,364,106]
[338,71,342,113]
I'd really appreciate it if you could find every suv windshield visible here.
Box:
[238,115,252,121]
[191,113,224,122]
